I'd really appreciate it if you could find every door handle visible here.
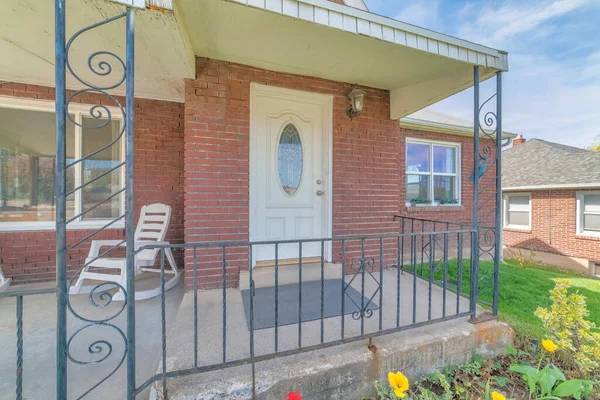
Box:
[316,190,324,196]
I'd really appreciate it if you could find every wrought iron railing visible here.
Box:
[54,4,136,399]
[131,229,477,398]
[393,215,500,311]
[0,286,58,399]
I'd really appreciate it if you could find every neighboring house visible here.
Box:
[502,137,600,276]
[0,0,511,288]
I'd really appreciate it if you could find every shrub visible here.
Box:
[535,279,600,374]
[506,247,542,268]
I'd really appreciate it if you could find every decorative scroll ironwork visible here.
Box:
[474,72,503,312]
[62,12,130,399]
[344,256,379,320]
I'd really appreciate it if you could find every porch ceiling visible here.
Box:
[176,0,509,119]
[0,0,193,102]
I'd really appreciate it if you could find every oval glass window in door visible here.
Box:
[277,123,303,196]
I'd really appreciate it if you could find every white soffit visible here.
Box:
[177,0,508,119]
[226,0,508,70]
[0,0,193,102]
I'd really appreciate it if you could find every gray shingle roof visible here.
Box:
[502,139,600,190]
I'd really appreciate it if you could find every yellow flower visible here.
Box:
[491,392,506,400]
[388,371,409,398]
[542,339,558,352]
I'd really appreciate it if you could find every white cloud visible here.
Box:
[456,0,591,47]
[430,0,598,148]
[430,51,600,148]
[393,0,442,31]
[368,0,600,147]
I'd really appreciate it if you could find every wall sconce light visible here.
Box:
[347,87,366,119]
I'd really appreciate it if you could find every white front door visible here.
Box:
[250,84,333,264]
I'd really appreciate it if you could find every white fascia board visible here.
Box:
[228,0,508,71]
[503,184,600,191]
[109,0,173,9]
[401,117,518,139]
[109,0,146,8]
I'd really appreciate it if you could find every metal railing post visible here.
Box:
[54,0,67,397]
[470,65,480,321]
[125,7,136,399]
[493,71,503,315]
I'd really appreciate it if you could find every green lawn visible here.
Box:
[409,259,600,338]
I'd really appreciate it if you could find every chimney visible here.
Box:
[512,135,526,147]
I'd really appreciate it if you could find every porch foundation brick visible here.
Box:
[183,58,497,290]
[0,81,185,284]
[150,317,513,400]
[503,189,600,271]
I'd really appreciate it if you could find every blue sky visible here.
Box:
[364,0,600,148]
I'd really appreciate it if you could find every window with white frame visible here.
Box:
[503,193,531,230]
[406,140,460,205]
[577,191,600,236]
[0,98,124,230]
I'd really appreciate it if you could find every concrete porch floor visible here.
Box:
[156,267,494,399]
[0,266,500,400]
[0,278,185,400]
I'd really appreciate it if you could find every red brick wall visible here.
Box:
[503,189,600,263]
[0,82,185,284]
[184,58,495,289]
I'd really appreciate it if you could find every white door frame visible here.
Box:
[249,83,334,263]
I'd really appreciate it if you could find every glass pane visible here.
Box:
[81,117,122,220]
[584,214,600,231]
[406,175,430,202]
[0,107,75,223]
[406,143,430,172]
[433,146,456,173]
[277,124,303,196]
[508,195,530,211]
[433,176,456,201]
[508,211,529,227]
[583,195,600,213]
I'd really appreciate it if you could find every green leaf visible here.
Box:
[493,376,509,387]
[509,364,539,395]
[536,367,557,397]
[506,345,518,356]
[552,380,593,397]
[473,352,484,365]
[509,364,538,376]
[546,366,566,383]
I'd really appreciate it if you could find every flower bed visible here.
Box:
[362,279,599,400]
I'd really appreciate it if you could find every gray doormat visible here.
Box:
[241,279,378,330]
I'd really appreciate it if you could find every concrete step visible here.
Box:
[239,262,342,290]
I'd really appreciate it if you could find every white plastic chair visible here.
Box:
[69,203,180,301]
[0,265,11,293]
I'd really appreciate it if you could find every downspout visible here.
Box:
[499,137,513,262]
[548,190,552,245]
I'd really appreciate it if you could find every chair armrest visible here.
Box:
[134,241,171,251]
[87,240,127,258]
